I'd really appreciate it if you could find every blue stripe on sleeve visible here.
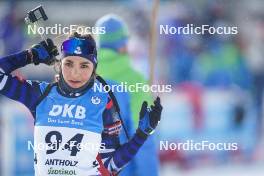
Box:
[6,78,18,97]
[19,84,27,104]
[0,51,30,73]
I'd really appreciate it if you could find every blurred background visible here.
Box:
[0,0,264,175]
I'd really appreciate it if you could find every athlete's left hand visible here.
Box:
[137,97,162,136]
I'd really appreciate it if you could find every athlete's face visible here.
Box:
[61,56,94,89]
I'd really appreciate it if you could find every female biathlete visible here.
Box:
[0,32,162,176]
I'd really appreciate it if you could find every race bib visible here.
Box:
[34,126,103,176]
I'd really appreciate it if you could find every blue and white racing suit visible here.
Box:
[0,51,148,176]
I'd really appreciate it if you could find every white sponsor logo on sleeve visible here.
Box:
[0,68,7,90]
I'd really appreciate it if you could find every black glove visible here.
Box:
[138,97,163,136]
[31,38,59,65]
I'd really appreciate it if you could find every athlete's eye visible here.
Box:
[81,64,89,69]
[65,62,73,67]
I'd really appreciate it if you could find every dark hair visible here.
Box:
[69,32,95,44]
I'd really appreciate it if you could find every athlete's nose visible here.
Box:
[71,66,80,78]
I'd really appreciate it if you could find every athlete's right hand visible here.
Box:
[30,38,59,65]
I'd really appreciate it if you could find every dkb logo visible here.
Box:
[49,104,86,119]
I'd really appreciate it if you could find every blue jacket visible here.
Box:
[0,51,149,176]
